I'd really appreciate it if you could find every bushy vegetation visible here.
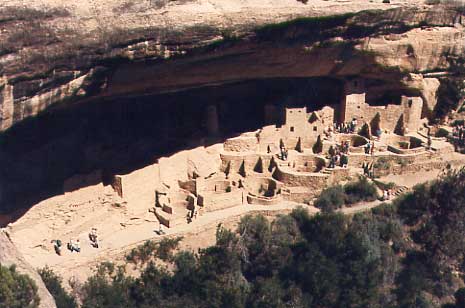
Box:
[0,264,40,308]
[8,169,465,308]
[315,176,379,212]
[314,185,346,212]
[435,127,450,138]
[71,211,402,308]
[38,267,76,308]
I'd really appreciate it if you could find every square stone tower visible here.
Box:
[284,107,308,135]
[340,78,366,123]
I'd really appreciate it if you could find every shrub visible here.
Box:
[344,176,379,204]
[39,267,77,308]
[374,157,391,170]
[0,264,40,308]
[435,128,449,138]
[314,185,345,212]
[373,180,396,190]
[452,119,464,126]
[126,237,183,265]
[399,141,409,149]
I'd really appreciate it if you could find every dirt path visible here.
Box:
[40,198,388,284]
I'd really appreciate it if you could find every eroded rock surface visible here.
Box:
[0,1,464,132]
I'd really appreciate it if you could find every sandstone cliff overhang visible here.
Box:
[0,2,464,132]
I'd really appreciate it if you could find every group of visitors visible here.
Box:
[364,141,375,155]
[52,228,99,256]
[186,208,199,224]
[334,119,357,134]
[67,239,81,253]
[328,145,349,168]
[362,162,375,178]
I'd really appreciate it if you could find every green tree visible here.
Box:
[81,262,134,308]
[314,185,346,212]
[0,264,40,308]
[39,267,77,308]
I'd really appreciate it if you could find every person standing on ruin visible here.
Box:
[365,142,371,154]
[371,141,375,155]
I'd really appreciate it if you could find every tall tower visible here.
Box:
[340,78,366,123]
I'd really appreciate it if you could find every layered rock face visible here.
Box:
[0,1,464,132]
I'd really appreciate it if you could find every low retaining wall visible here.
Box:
[224,136,259,152]
[274,166,329,188]
[247,194,282,206]
[198,190,244,212]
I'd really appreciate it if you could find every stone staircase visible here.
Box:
[322,167,334,175]
[392,185,409,197]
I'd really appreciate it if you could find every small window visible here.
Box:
[289,111,293,113]
[313,126,317,131]
[290,127,294,132]
[408,99,413,107]
[298,110,302,113]
[357,106,361,109]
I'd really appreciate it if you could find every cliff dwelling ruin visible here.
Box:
[3,72,465,287]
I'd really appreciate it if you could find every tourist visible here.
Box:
[362,162,369,175]
[68,239,81,253]
[343,141,349,154]
[68,239,74,252]
[75,240,81,253]
[352,118,357,132]
[427,135,432,150]
[365,142,371,154]
[186,212,192,224]
[328,156,335,168]
[371,142,375,155]
[89,228,99,248]
[340,154,348,168]
[383,190,388,201]
[52,239,62,256]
